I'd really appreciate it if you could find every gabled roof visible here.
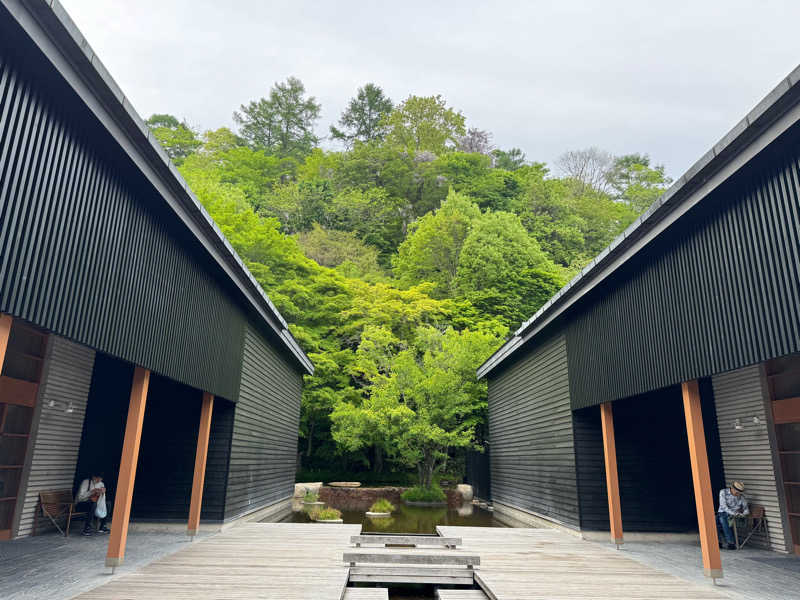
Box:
[478,62,800,380]
[6,0,313,375]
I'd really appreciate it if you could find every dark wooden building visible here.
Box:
[0,0,312,567]
[479,64,800,579]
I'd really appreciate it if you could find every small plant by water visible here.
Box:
[401,485,446,503]
[303,490,319,503]
[311,507,342,521]
[369,498,395,513]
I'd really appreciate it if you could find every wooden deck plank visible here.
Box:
[343,588,389,599]
[437,526,727,600]
[73,523,360,600]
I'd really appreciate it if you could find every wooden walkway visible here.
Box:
[70,523,729,599]
[437,526,726,600]
[73,523,360,600]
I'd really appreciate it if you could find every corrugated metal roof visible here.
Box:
[6,0,312,374]
[478,61,800,380]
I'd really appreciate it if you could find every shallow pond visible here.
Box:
[281,501,503,533]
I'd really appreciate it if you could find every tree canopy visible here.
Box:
[146,78,670,485]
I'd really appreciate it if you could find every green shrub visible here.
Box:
[401,485,446,503]
[303,491,319,502]
[311,507,342,521]
[369,498,396,513]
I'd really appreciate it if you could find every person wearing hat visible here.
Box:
[717,480,748,549]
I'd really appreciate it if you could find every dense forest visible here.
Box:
[147,78,671,485]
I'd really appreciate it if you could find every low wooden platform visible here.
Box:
[437,526,726,600]
[436,590,489,599]
[343,588,389,599]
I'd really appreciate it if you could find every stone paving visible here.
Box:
[616,541,800,600]
[0,528,210,600]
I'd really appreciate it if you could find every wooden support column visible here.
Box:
[187,391,214,538]
[0,314,12,367]
[682,379,723,583]
[106,366,150,571]
[600,402,624,549]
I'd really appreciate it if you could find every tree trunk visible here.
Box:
[306,421,314,458]
[374,445,383,473]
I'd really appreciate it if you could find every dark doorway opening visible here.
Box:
[75,353,234,524]
[574,381,724,533]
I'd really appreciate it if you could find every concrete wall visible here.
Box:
[712,365,790,552]
[14,336,95,538]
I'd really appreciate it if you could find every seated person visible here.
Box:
[717,480,748,549]
[75,471,109,536]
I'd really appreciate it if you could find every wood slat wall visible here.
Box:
[224,326,302,520]
[488,334,580,528]
[14,335,95,537]
[712,366,789,552]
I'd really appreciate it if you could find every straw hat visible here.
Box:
[731,481,745,492]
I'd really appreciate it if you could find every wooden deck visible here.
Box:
[437,526,726,600]
[73,523,360,600]
[71,523,729,599]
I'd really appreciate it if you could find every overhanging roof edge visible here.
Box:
[9,0,313,375]
[478,62,800,380]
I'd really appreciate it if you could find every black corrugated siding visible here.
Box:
[487,333,580,528]
[224,325,302,520]
[0,25,248,400]
[566,124,800,409]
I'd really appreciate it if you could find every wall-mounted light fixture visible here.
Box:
[734,418,743,430]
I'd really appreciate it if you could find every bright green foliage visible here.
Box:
[332,325,503,488]
[311,507,342,521]
[369,498,396,513]
[393,190,481,297]
[303,491,319,503]
[491,147,527,171]
[401,485,447,502]
[606,153,672,212]
[168,83,664,481]
[384,95,466,154]
[330,83,394,145]
[146,113,201,164]
[233,76,321,158]
[296,225,385,282]
[455,211,563,328]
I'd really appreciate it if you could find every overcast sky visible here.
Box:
[62,0,800,179]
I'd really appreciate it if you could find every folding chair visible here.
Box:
[732,504,768,550]
[33,490,87,537]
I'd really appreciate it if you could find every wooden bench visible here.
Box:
[343,588,390,599]
[344,552,479,586]
[351,535,462,549]
[33,489,87,537]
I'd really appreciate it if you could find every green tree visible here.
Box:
[146,113,201,164]
[606,153,672,212]
[330,83,394,146]
[491,147,527,171]
[296,225,385,282]
[384,95,466,154]
[393,190,481,297]
[331,325,502,488]
[455,211,563,328]
[233,76,321,158]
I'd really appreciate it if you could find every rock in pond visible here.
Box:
[294,482,323,497]
[328,481,361,488]
[456,484,474,502]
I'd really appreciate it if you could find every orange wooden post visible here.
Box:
[187,392,214,538]
[0,314,12,367]
[682,379,723,583]
[600,402,624,549]
[106,366,150,571]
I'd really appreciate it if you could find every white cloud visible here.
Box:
[62,0,800,177]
